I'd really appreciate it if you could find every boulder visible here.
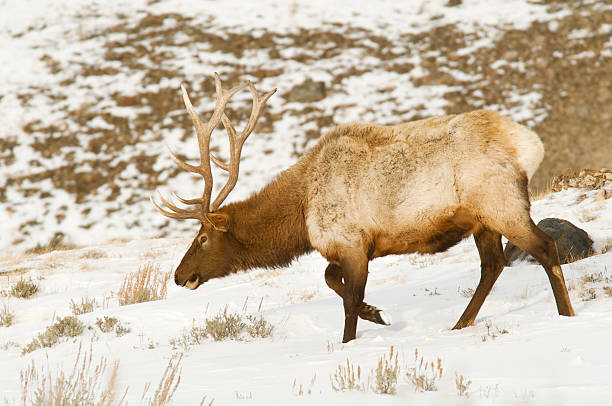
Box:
[286,79,326,103]
[504,218,593,265]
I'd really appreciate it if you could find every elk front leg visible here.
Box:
[325,264,390,326]
[338,253,369,343]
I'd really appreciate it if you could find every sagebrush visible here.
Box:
[4,278,39,299]
[170,309,274,350]
[95,316,131,337]
[22,316,85,355]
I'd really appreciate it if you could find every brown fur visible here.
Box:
[170,109,575,343]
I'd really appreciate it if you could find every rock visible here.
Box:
[504,218,593,266]
[286,79,326,103]
[551,168,612,192]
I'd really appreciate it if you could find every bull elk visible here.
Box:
[152,73,575,343]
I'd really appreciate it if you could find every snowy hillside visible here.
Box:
[1,0,611,253]
[1,188,612,405]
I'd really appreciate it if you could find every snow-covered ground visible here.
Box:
[1,188,612,405]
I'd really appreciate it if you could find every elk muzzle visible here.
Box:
[186,275,200,290]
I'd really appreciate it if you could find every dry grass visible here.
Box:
[459,287,475,298]
[70,297,97,315]
[481,320,510,342]
[407,348,443,392]
[20,343,125,406]
[117,263,171,306]
[373,346,400,395]
[0,303,15,327]
[330,359,366,392]
[141,354,182,406]
[329,347,405,394]
[24,233,78,255]
[455,373,472,398]
[292,375,317,396]
[80,249,107,259]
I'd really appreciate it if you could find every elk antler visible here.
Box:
[151,73,276,223]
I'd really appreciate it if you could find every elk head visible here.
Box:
[151,73,276,290]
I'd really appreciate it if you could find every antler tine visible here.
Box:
[171,191,201,206]
[210,82,277,211]
[210,154,230,171]
[241,82,277,140]
[150,192,205,222]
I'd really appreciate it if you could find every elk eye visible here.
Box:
[198,235,208,246]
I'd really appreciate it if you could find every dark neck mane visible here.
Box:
[222,166,312,271]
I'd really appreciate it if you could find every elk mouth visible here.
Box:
[184,274,200,290]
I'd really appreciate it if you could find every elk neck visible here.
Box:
[221,165,313,271]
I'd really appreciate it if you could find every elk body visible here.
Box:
[153,74,575,343]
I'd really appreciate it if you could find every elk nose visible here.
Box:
[174,274,180,286]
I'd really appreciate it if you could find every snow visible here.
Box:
[1,189,612,405]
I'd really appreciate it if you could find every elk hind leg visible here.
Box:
[503,218,575,317]
[453,228,505,329]
[325,264,390,326]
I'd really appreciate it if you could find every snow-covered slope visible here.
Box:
[1,189,611,405]
[2,0,610,253]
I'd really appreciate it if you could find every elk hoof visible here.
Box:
[374,310,392,326]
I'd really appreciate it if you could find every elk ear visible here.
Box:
[206,213,230,232]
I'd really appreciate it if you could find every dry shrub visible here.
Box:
[169,326,208,351]
[20,343,125,406]
[205,309,273,341]
[22,316,85,355]
[141,354,182,406]
[170,309,274,350]
[407,348,443,392]
[117,263,171,306]
[95,316,131,337]
[4,278,39,299]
